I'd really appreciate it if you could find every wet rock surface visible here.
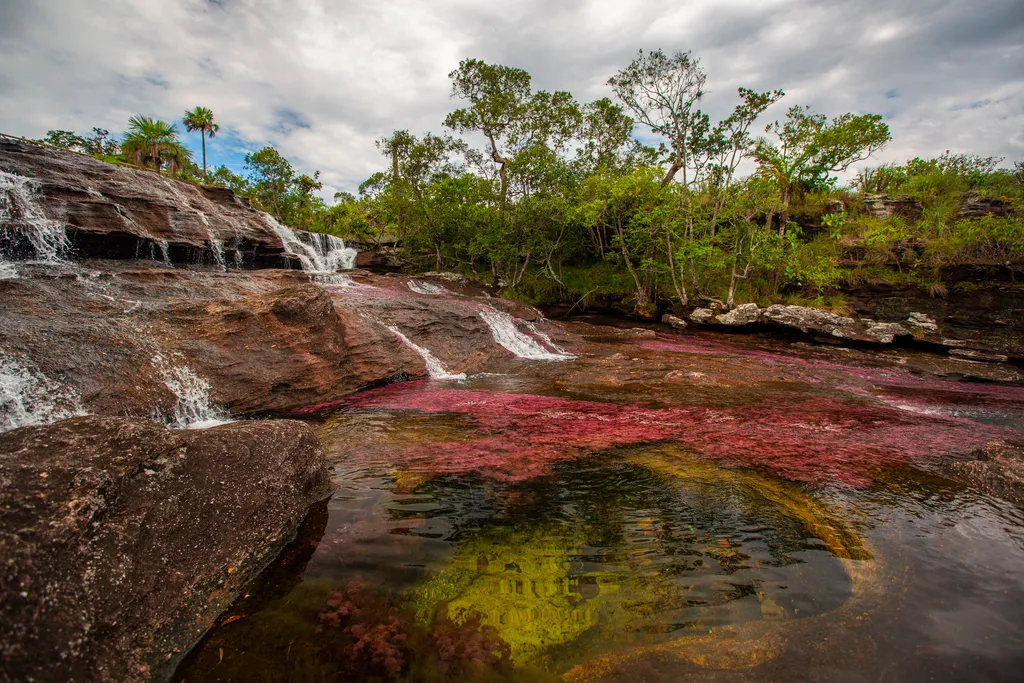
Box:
[0,416,331,683]
[939,442,1024,507]
[2,138,292,267]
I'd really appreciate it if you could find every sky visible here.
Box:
[1,0,1022,199]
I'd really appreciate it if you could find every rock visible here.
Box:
[661,314,688,330]
[0,416,331,682]
[715,303,761,327]
[631,303,659,320]
[939,442,1024,507]
[0,138,331,269]
[762,304,910,344]
[948,348,1009,363]
[689,308,716,324]
[906,311,939,333]
[957,192,1012,220]
[823,199,845,215]
[862,193,924,223]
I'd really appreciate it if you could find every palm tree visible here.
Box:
[183,106,220,175]
[121,115,192,175]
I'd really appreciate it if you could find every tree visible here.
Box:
[183,106,220,175]
[444,59,534,205]
[39,127,119,157]
[608,50,708,186]
[121,115,191,175]
[753,106,890,232]
[244,147,295,218]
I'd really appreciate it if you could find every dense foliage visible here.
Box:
[31,49,1023,311]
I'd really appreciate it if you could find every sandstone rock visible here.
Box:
[862,193,924,223]
[715,303,761,326]
[939,441,1024,507]
[957,192,1012,220]
[0,416,331,682]
[948,348,1009,363]
[689,308,716,324]
[762,304,910,344]
[1,138,297,267]
[906,311,939,333]
[823,199,845,215]
[661,314,688,330]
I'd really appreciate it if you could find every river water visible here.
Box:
[176,322,1024,682]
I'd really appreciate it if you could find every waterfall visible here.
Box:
[207,231,227,271]
[478,307,573,361]
[0,355,86,433]
[407,280,448,296]
[386,326,466,380]
[266,216,357,275]
[152,354,231,429]
[0,170,71,263]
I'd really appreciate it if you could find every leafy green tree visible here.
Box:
[183,106,220,175]
[244,146,295,218]
[753,106,890,231]
[40,127,120,157]
[608,50,708,186]
[121,115,192,175]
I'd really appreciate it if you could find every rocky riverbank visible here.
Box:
[3,141,1024,682]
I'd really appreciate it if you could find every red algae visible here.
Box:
[335,384,1017,487]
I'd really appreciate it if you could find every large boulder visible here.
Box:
[762,304,911,344]
[0,138,321,268]
[0,416,331,682]
[715,303,761,326]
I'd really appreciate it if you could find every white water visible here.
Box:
[152,354,231,429]
[478,307,573,361]
[386,326,466,380]
[0,170,71,263]
[266,217,357,274]
[0,355,86,432]
[208,231,227,271]
[407,280,448,296]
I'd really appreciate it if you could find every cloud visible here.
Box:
[1,0,1021,196]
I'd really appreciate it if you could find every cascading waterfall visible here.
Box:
[266,216,357,276]
[478,306,573,361]
[0,170,72,264]
[0,355,86,432]
[386,326,466,380]
[207,231,227,271]
[152,354,231,429]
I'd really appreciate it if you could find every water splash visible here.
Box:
[407,280,448,296]
[208,231,227,271]
[152,354,231,429]
[386,326,466,380]
[266,216,357,274]
[478,307,573,361]
[0,355,86,432]
[0,170,71,263]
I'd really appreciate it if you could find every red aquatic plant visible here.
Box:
[431,609,511,676]
[333,383,1018,487]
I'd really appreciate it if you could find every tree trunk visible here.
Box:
[201,131,207,175]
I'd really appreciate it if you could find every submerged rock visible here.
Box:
[940,441,1024,507]
[0,416,330,683]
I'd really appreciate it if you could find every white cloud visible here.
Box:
[1,0,1021,195]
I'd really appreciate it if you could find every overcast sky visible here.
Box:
[1,0,1022,198]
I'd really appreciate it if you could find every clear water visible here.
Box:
[174,327,1024,682]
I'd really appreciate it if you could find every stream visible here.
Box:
[174,324,1024,682]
